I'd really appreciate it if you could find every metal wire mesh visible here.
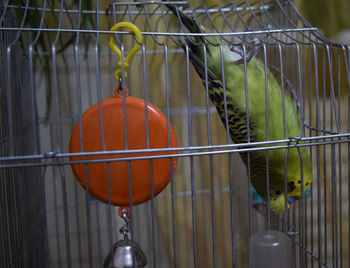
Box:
[0,0,350,267]
[0,8,47,268]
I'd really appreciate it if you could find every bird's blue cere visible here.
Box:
[288,197,295,204]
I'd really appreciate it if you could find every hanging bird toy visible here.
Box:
[69,22,178,208]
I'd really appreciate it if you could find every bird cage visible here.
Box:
[1,0,349,267]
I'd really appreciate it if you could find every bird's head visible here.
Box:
[285,147,312,200]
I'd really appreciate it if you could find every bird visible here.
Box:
[164,2,312,213]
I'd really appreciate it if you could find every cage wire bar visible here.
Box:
[0,0,350,267]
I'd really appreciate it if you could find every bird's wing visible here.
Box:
[185,44,253,145]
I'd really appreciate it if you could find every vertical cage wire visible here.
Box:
[0,1,350,267]
[0,7,47,268]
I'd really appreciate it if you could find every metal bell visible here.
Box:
[104,208,147,268]
[104,238,148,268]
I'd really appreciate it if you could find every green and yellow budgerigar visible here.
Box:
[165,2,312,213]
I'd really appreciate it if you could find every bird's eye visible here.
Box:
[275,190,281,196]
[288,182,296,191]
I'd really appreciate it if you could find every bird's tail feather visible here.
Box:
[163,1,202,34]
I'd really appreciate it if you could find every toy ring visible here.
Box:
[109,22,143,80]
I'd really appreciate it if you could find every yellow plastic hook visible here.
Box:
[109,22,143,80]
